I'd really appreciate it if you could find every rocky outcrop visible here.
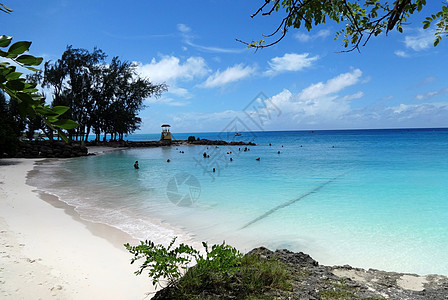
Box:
[247,247,448,300]
[153,247,448,299]
[14,141,88,158]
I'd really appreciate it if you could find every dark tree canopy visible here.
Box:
[0,92,23,156]
[241,0,448,51]
[43,46,168,142]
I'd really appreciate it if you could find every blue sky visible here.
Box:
[3,1,448,133]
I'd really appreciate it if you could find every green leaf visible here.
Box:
[0,35,12,47]
[52,119,79,130]
[16,54,43,66]
[57,129,69,143]
[5,72,22,81]
[0,49,8,57]
[6,79,25,91]
[34,108,51,117]
[15,92,35,104]
[51,106,70,116]
[23,81,37,89]
[8,41,31,56]
[25,66,41,72]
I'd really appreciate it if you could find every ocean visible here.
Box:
[27,128,448,275]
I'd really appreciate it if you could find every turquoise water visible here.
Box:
[29,129,448,275]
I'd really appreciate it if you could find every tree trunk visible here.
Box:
[84,126,91,142]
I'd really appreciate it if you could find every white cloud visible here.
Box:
[135,55,210,99]
[167,87,190,98]
[389,103,448,122]
[136,56,209,84]
[416,88,448,100]
[380,95,394,101]
[419,76,436,86]
[264,53,318,76]
[177,23,191,33]
[404,28,435,51]
[165,70,364,131]
[298,69,363,101]
[295,29,330,43]
[177,23,245,54]
[156,70,448,131]
[147,97,188,107]
[259,69,364,125]
[185,40,245,54]
[339,91,364,101]
[394,50,409,58]
[201,64,256,88]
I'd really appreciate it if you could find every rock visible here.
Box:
[14,141,88,158]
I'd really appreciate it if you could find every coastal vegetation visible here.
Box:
[43,46,167,142]
[0,42,167,156]
[126,240,448,299]
[124,238,291,299]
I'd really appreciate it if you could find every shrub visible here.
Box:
[124,238,242,289]
[125,237,291,299]
[124,237,199,287]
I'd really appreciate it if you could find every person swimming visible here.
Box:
[134,161,139,169]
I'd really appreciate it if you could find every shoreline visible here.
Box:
[35,146,198,248]
[0,158,157,299]
[1,148,447,298]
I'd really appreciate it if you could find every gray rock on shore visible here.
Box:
[250,247,448,299]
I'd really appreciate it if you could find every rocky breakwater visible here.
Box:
[14,141,88,158]
[99,139,256,148]
[186,139,256,146]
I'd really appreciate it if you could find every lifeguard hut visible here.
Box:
[160,124,172,143]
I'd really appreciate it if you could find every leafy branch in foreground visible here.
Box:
[239,0,448,52]
[0,35,78,142]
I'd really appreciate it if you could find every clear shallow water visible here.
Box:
[29,129,448,275]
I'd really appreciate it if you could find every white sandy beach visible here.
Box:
[0,157,157,299]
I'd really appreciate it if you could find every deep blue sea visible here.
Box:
[29,128,448,275]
